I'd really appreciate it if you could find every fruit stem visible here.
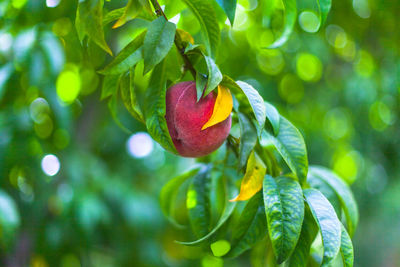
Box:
[149,0,197,79]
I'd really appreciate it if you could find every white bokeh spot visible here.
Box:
[46,0,61,8]
[41,154,60,176]
[127,132,154,158]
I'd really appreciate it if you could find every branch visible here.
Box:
[149,0,197,79]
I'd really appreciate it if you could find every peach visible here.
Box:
[165,81,232,157]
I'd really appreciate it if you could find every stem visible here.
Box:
[149,0,197,79]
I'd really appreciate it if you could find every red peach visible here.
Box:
[165,81,232,157]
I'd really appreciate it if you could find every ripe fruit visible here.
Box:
[165,81,232,157]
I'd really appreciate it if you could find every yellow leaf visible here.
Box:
[177,29,195,44]
[201,85,233,130]
[230,152,267,202]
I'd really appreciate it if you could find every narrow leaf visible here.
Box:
[237,113,257,170]
[340,224,354,267]
[304,188,341,267]
[143,17,176,74]
[120,69,144,123]
[230,152,266,202]
[263,175,304,263]
[216,0,237,25]
[202,85,232,130]
[101,74,120,100]
[182,0,220,58]
[108,89,131,133]
[203,55,223,97]
[317,0,332,30]
[112,0,150,28]
[160,166,202,227]
[265,116,308,184]
[265,101,280,136]
[267,0,297,49]
[309,166,359,236]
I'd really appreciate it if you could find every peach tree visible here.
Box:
[76,0,358,265]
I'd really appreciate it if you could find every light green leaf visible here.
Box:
[119,69,144,123]
[187,166,212,238]
[265,101,280,136]
[265,116,308,184]
[143,17,176,74]
[267,0,297,49]
[317,0,332,30]
[226,193,267,258]
[340,224,354,267]
[112,0,152,28]
[160,166,202,228]
[182,0,220,58]
[99,31,146,75]
[238,113,257,171]
[263,175,304,263]
[309,166,359,236]
[144,60,178,154]
[76,0,112,55]
[216,0,237,25]
[101,74,120,100]
[304,188,341,267]
[196,72,208,100]
[203,55,223,97]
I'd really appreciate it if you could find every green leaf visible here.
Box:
[143,17,176,74]
[215,0,237,25]
[99,31,146,75]
[267,0,297,49]
[235,81,266,136]
[288,208,319,267]
[317,0,332,30]
[309,166,359,236]
[76,0,112,55]
[101,74,120,100]
[187,166,212,238]
[120,69,144,123]
[226,193,267,258]
[304,188,341,267]
[108,88,131,133]
[340,224,354,267]
[112,0,152,28]
[144,60,178,154]
[238,113,257,171]
[265,116,308,184]
[196,72,208,101]
[263,175,304,263]
[160,166,202,227]
[264,101,280,136]
[182,0,220,58]
[103,7,125,25]
[203,55,223,97]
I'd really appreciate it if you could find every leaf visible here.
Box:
[143,17,176,74]
[226,193,267,258]
[182,0,220,58]
[340,224,354,267]
[263,175,304,263]
[265,101,280,136]
[108,88,131,133]
[76,0,112,55]
[101,74,120,100]
[309,166,359,236]
[177,180,238,245]
[202,55,223,98]
[176,29,195,45]
[187,166,212,238]
[230,151,266,202]
[120,69,144,123]
[235,81,266,136]
[99,31,146,75]
[196,72,208,100]
[288,208,319,267]
[112,0,152,29]
[267,0,297,49]
[317,0,332,30]
[144,60,178,154]
[201,85,232,130]
[216,0,237,25]
[304,188,341,267]
[237,113,257,170]
[160,166,202,227]
[103,7,125,25]
[265,116,308,184]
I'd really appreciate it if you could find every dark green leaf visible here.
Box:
[317,0,332,30]
[101,74,120,100]
[160,166,202,227]
[187,166,212,238]
[216,0,237,25]
[309,166,358,236]
[144,60,178,154]
[143,17,176,74]
[196,72,208,101]
[340,224,354,267]
[238,113,257,171]
[264,101,280,136]
[267,0,297,49]
[265,116,308,184]
[304,188,341,267]
[120,69,144,123]
[182,0,220,58]
[263,175,304,263]
[108,88,131,133]
[99,31,146,75]
[226,193,267,258]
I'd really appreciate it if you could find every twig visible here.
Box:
[149,0,197,79]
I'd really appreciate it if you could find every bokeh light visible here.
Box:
[126,132,154,158]
[56,65,81,104]
[299,11,319,33]
[41,154,60,176]
[296,53,322,82]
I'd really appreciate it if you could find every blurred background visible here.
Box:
[0,0,399,266]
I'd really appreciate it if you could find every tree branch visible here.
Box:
[149,0,197,79]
